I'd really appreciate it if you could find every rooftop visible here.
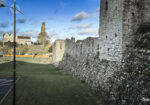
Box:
[18,36,31,39]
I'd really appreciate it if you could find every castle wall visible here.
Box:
[122,0,150,55]
[59,37,121,93]
[99,0,124,61]
[65,37,99,58]
[52,40,65,65]
[55,0,150,104]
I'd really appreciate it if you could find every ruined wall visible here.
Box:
[65,37,99,58]
[57,0,150,105]
[59,37,122,93]
[52,39,65,65]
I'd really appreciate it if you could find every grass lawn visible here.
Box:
[0,57,101,105]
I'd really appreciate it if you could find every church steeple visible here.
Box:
[37,22,50,46]
[41,22,45,33]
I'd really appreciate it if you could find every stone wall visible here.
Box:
[106,32,150,105]
[58,37,122,92]
[52,39,65,65]
[65,37,99,58]
[99,0,123,61]
[56,0,150,104]
[58,35,150,105]
[122,0,150,56]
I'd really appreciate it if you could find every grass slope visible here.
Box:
[0,59,99,105]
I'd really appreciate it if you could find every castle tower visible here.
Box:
[122,0,150,53]
[99,0,150,61]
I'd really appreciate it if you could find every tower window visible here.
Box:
[60,43,62,49]
[115,33,117,37]
[132,12,135,17]
[105,0,108,11]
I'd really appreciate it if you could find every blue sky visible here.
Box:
[0,0,100,42]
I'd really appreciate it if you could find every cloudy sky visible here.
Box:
[0,0,100,42]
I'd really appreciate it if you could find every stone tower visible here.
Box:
[99,0,150,61]
[41,22,45,33]
[37,22,49,46]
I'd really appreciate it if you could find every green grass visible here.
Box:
[0,57,12,64]
[0,57,48,64]
[0,58,100,105]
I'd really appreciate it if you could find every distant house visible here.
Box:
[3,33,32,45]
[17,36,32,45]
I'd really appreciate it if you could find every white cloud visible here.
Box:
[69,23,92,29]
[72,11,90,21]
[22,30,39,38]
[0,21,9,28]
[72,9,99,21]
[48,31,59,38]
[78,28,98,35]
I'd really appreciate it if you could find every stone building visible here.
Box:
[52,39,65,65]
[17,36,31,45]
[3,33,31,45]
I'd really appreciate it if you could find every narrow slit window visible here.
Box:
[105,0,108,11]
[60,43,62,49]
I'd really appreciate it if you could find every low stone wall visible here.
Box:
[59,54,121,91]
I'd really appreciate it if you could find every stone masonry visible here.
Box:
[53,0,150,105]
[52,39,65,65]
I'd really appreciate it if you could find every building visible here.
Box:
[3,33,31,45]
[52,39,65,65]
[37,22,50,46]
